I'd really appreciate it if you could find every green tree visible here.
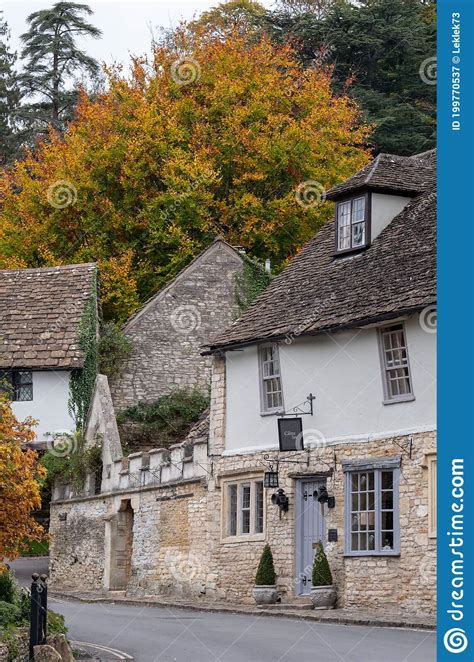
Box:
[19,1,102,135]
[0,12,22,165]
[265,0,436,155]
[189,0,266,39]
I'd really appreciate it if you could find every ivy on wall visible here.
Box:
[41,432,103,491]
[68,272,98,430]
[234,255,273,316]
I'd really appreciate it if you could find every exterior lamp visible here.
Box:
[264,471,279,488]
[313,487,336,508]
[271,488,289,513]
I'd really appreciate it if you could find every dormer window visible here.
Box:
[336,194,370,253]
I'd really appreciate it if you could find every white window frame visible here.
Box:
[343,459,400,557]
[258,343,284,415]
[378,322,415,404]
[223,478,265,542]
[336,194,369,253]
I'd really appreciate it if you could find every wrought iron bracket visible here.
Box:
[279,393,315,417]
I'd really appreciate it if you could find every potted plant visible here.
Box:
[252,544,278,605]
[310,541,337,609]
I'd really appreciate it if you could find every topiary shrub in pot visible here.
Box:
[252,544,278,605]
[310,541,337,609]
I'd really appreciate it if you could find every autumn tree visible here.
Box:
[0,393,46,563]
[0,30,371,321]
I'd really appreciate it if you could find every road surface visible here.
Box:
[9,560,435,662]
[49,598,435,662]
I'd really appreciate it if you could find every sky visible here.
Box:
[2,0,275,69]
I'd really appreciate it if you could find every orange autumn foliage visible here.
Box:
[0,393,46,563]
[0,30,372,321]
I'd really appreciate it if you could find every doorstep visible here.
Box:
[49,589,436,631]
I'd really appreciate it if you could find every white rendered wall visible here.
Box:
[224,315,436,454]
[371,193,411,241]
[11,370,75,443]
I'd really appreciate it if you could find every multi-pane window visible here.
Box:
[259,344,283,413]
[336,196,367,252]
[345,468,399,555]
[0,370,33,401]
[227,480,265,537]
[379,323,413,401]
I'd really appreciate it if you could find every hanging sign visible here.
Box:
[277,417,304,451]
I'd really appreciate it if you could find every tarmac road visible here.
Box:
[49,598,436,662]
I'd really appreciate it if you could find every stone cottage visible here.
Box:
[49,151,436,617]
[109,237,245,412]
[0,263,98,444]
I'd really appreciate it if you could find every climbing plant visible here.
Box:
[40,431,103,491]
[97,321,132,379]
[68,273,98,429]
[234,255,273,315]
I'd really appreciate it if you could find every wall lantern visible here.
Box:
[271,488,289,513]
[313,486,335,508]
[264,471,279,488]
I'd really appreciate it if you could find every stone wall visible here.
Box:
[49,431,436,616]
[109,240,243,412]
[49,479,221,601]
[210,431,437,614]
[49,498,108,591]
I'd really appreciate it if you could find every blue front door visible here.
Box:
[295,479,326,595]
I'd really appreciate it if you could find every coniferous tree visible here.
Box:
[264,0,436,155]
[19,1,102,136]
[0,12,22,165]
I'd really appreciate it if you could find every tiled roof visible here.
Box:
[326,150,436,200]
[206,152,436,352]
[0,263,97,369]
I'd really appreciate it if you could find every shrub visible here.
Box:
[117,389,209,451]
[0,570,15,604]
[48,609,67,634]
[255,544,276,586]
[0,601,21,627]
[40,432,103,491]
[311,541,333,587]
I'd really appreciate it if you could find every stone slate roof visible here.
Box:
[207,152,436,353]
[326,150,436,200]
[0,263,97,369]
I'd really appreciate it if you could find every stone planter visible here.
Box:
[310,585,337,609]
[252,585,278,605]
